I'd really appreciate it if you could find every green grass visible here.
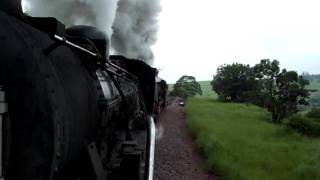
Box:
[308,81,320,90]
[307,81,320,107]
[186,97,320,180]
[196,81,217,98]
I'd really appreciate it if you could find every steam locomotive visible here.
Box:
[0,1,157,180]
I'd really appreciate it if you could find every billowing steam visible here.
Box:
[23,0,161,64]
[112,0,161,63]
[23,0,119,39]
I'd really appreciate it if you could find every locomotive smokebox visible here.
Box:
[0,0,22,14]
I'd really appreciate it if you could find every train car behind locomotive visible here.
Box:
[0,1,156,180]
[154,77,168,116]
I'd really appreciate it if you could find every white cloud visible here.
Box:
[152,0,320,83]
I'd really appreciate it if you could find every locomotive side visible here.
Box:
[0,1,156,180]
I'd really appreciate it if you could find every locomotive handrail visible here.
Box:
[53,34,138,81]
[54,35,98,57]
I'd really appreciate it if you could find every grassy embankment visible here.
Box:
[186,98,320,180]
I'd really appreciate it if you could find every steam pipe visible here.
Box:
[53,35,137,80]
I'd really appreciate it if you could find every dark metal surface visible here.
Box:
[0,7,157,180]
[109,55,158,114]
[86,142,107,180]
[0,0,22,15]
[0,86,7,178]
[0,10,101,179]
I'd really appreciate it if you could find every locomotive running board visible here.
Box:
[146,116,156,180]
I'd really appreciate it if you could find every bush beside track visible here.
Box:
[186,97,320,180]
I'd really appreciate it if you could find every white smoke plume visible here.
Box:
[23,0,161,64]
[23,0,119,39]
[112,0,161,63]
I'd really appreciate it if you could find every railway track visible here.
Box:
[154,97,216,180]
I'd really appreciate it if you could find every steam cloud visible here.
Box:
[112,0,161,63]
[23,0,161,64]
[24,0,119,39]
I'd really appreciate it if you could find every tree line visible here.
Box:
[211,59,310,123]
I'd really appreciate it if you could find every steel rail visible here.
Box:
[147,116,156,180]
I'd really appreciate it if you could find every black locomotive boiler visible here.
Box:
[0,1,157,180]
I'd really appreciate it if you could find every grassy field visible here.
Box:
[186,97,320,180]
[307,81,320,107]
[196,81,217,98]
[308,81,320,90]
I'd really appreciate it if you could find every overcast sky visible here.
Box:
[152,0,320,83]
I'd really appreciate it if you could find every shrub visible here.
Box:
[284,114,320,137]
[307,108,320,119]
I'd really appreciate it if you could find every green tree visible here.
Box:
[212,59,310,123]
[211,63,256,102]
[171,75,202,99]
[253,60,310,123]
[253,59,280,107]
